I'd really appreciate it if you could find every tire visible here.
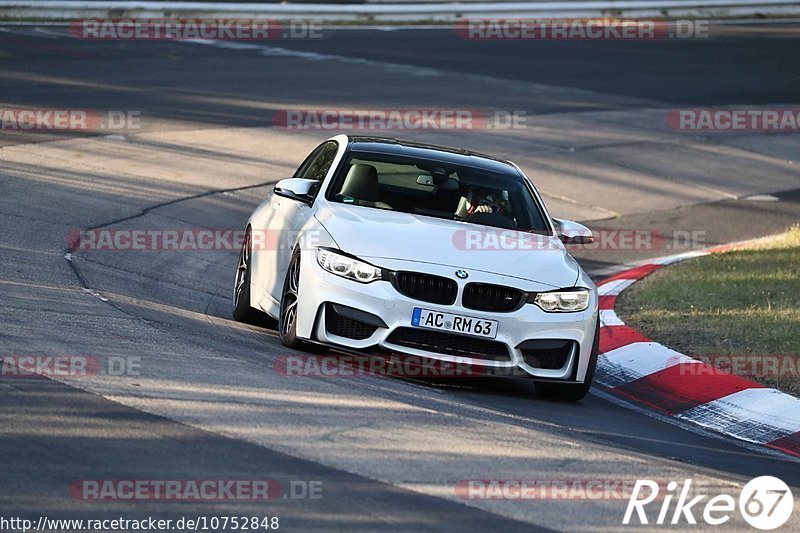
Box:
[278,250,326,353]
[232,227,277,327]
[534,317,600,401]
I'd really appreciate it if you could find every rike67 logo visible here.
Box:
[624,476,793,530]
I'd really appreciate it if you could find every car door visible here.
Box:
[261,140,340,306]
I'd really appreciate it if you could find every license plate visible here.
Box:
[411,308,498,339]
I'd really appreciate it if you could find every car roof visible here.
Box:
[345,136,519,175]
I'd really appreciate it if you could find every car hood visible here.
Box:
[314,203,580,289]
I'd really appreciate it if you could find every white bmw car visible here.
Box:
[233,135,599,400]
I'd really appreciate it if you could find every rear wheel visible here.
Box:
[232,228,277,327]
[534,317,600,401]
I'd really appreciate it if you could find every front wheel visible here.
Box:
[278,250,325,353]
[534,317,600,401]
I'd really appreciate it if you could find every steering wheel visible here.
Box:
[483,203,502,214]
[463,211,517,230]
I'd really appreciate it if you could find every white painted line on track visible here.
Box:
[185,38,441,77]
[178,37,634,99]
[82,287,108,302]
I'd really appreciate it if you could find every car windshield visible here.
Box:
[327,152,549,232]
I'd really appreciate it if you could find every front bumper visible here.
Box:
[294,254,598,381]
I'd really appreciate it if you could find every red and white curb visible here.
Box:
[595,247,800,458]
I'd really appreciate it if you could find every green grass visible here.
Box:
[618,226,800,396]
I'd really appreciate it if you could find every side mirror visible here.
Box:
[553,218,594,245]
[274,178,318,205]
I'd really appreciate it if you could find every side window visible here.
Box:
[295,141,338,198]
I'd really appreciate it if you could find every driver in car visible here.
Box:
[460,186,511,217]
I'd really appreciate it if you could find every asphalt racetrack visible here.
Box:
[1,22,800,531]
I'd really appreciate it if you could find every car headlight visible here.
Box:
[316,248,383,283]
[529,288,591,313]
